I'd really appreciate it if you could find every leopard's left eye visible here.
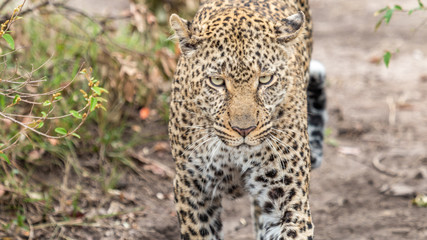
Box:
[210,77,225,87]
[259,75,273,85]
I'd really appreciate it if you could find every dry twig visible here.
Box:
[372,154,405,177]
[128,150,175,179]
[386,96,396,126]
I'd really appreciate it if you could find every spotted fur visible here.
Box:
[169,0,315,239]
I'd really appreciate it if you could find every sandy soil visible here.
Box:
[7,0,426,239]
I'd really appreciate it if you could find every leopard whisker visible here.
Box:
[188,136,215,159]
[271,128,303,148]
[184,134,210,152]
[182,125,207,129]
[271,127,302,137]
[266,139,283,162]
[269,133,300,158]
[184,134,215,158]
[208,138,223,199]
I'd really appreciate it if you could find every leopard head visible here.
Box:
[170,8,305,147]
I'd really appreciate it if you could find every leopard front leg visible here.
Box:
[174,172,224,240]
[250,196,263,240]
[246,164,314,240]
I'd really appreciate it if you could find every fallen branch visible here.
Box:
[128,150,175,179]
[33,206,145,230]
[372,154,405,177]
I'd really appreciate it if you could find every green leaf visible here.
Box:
[408,9,414,15]
[384,51,392,68]
[375,19,383,31]
[0,153,10,164]
[13,95,20,104]
[394,5,402,11]
[43,100,51,106]
[37,122,44,129]
[54,96,63,101]
[99,87,108,93]
[41,111,47,118]
[91,86,101,95]
[69,110,82,119]
[384,9,394,23]
[419,0,424,8]
[90,97,97,112]
[55,127,67,135]
[2,34,15,50]
[96,97,108,102]
[91,86,109,95]
[71,133,81,139]
[17,214,26,228]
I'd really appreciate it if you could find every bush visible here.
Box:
[0,0,180,236]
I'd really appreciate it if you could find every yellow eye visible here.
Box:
[210,77,225,87]
[259,75,273,85]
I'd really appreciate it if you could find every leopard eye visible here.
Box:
[210,77,225,87]
[259,75,273,85]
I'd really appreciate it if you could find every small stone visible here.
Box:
[142,147,150,155]
[386,184,416,197]
[123,222,130,229]
[156,192,165,200]
[337,198,350,206]
[105,230,114,237]
[107,201,122,214]
[414,168,427,179]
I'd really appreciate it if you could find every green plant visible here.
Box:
[375,0,426,67]
[0,2,23,50]
[0,65,108,152]
[2,209,28,231]
[0,2,110,235]
[0,0,178,237]
[0,1,109,159]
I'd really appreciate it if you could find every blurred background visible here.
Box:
[0,0,426,239]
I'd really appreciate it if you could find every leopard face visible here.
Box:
[171,8,304,147]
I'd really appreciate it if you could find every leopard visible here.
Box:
[168,0,326,239]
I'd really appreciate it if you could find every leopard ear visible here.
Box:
[275,11,305,43]
[170,14,197,55]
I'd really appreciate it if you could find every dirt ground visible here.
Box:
[5,0,427,239]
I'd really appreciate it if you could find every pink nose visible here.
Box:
[231,126,256,137]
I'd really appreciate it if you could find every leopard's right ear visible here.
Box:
[170,14,197,55]
[275,11,305,43]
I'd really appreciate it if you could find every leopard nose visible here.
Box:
[231,126,256,137]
